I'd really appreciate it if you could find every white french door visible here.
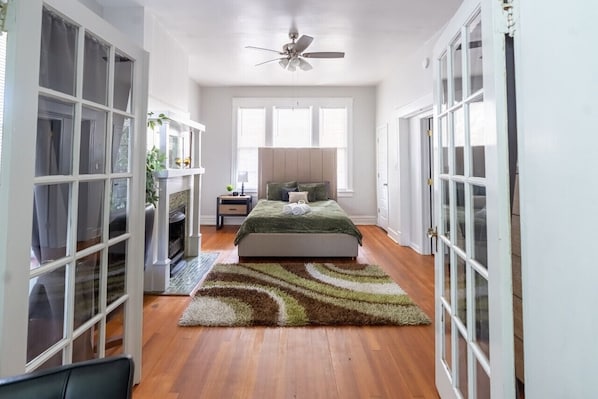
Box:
[433,0,515,398]
[376,123,389,229]
[0,0,148,382]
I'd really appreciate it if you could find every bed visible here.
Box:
[236,147,362,258]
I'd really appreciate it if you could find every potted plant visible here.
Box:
[145,113,168,265]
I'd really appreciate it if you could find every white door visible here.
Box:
[433,0,515,397]
[0,0,148,382]
[376,124,389,229]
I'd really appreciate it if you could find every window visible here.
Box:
[233,98,352,193]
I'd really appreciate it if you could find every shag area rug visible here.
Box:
[178,263,430,327]
[158,252,219,296]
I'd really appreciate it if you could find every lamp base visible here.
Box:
[241,183,245,196]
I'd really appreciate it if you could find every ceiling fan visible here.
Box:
[246,31,345,72]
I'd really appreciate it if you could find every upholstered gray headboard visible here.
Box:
[258,147,337,200]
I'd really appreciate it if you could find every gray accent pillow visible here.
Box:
[266,181,297,200]
[281,186,298,202]
[298,182,329,202]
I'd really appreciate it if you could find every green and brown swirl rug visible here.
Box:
[178,263,430,327]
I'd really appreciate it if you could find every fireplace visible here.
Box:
[168,205,186,275]
[144,111,205,292]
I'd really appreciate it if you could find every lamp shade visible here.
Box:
[237,171,248,183]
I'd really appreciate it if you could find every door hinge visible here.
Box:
[427,178,433,186]
[427,129,433,137]
[500,1,517,38]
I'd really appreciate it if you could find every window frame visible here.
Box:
[231,97,353,195]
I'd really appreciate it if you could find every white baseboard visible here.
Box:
[386,227,401,244]
[351,215,378,225]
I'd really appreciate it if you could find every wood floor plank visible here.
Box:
[133,225,438,399]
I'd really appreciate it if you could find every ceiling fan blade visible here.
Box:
[245,46,283,55]
[302,51,345,59]
[294,35,313,53]
[255,57,283,66]
[298,58,313,71]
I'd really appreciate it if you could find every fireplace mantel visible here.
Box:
[144,112,206,292]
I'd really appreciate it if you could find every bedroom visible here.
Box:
[0,1,597,399]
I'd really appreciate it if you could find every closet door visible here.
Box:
[432,0,515,397]
[0,0,148,382]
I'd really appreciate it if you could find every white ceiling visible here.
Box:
[97,0,462,86]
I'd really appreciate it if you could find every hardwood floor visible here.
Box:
[133,225,438,399]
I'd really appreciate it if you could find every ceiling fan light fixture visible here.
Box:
[289,57,300,67]
[279,58,289,68]
[287,64,297,72]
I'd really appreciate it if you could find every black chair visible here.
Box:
[0,355,134,399]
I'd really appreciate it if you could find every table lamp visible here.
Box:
[238,171,248,196]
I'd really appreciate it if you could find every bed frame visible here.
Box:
[237,147,359,258]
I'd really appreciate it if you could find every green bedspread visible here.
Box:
[234,199,363,246]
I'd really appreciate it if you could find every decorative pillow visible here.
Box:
[266,181,297,201]
[298,182,329,202]
[288,191,309,204]
[281,186,298,202]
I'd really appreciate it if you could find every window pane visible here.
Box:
[108,242,127,306]
[237,148,259,189]
[443,244,451,306]
[320,108,347,147]
[440,116,449,174]
[321,108,348,190]
[470,96,486,177]
[452,34,463,104]
[110,178,129,238]
[443,307,452,372]
[474,270,490,360]
[112,115,131,173]
[273,107,311,147]
[74,252,100,329]
[453,107,465,176]
[78,181,104,251]
[439,53,448,112]
[455,182,466,251]
[73,322,100,362]
[106,303,125,356]
[83,33,109,105]
[27,267,67,363]
[458,331,469,399]
[456,255,467,327]
[80,107,107,174]
[39,7,77,95]
[36,97,74,177]
[472,185,487,266]
[441,179,450,239]
[32,183,70,265]
[113,51,133,113]
[238,108,265,147]
[476,357,490,398]
[468,13,483,94]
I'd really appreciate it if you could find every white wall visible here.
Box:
[200,86,377,224]
[376,35,438,249]
[100,5,193,116]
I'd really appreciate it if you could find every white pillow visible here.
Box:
[288,191,309,204]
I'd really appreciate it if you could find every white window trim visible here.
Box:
[231,97,354,194]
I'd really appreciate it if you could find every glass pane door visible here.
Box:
[433,1,514,397]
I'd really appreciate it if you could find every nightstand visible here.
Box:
[216,195,252,229]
